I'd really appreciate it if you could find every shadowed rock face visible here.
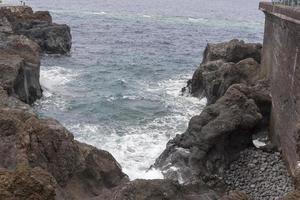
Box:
[188,40,262,104]
[0,6,71,54]
[155,82,267,187]
[202,39,262,64]
[0,35,42,104]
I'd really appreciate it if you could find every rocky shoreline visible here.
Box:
[0,5,298,200]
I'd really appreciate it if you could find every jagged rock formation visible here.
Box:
[187,39,262,104]
[0,35,42,104]
[0,6,71,54]
[155,82,266,185]
[155,40,276,197]
[0,107,129,200]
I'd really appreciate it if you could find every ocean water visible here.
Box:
[5,0,264,179]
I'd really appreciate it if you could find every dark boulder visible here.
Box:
[202,39,262,64]
[191,58,260,104]
[18,24,72,54]
[186,40,262,103]
[155,83,265,187]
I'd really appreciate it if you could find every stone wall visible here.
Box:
[259,2,300,176]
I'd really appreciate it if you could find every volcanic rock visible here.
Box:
[0,6,71,54]
[0,107,128,200]
[0,35,42,104]
[202,39,262,64]
[155,82,265,187]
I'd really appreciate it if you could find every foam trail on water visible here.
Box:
[68,75,206,180]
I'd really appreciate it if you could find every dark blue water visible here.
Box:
[6,0,264,179]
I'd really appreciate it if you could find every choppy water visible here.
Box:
[5,0,264,179]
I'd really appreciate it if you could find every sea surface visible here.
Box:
[5,0,264,179]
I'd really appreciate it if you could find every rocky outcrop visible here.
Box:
[0,107,128,200]
[220,191,250,200]
[0,6,71,54]
[155,82,268,186]
[187,40,262,104]
[202,39,262,64]
[0,35,42,104]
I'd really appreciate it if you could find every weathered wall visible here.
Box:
[260,2,300,176]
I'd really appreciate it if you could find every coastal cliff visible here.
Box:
[0,3,299,200]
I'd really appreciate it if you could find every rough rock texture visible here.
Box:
[191,58,260,104]
[0,165,57,200]
[112,179,220,200]
[155,82,268,187]
[0,6,71,54]
[187,40,262,104]
[202,39,262,64]
[0,35,42,104]
[0,107,128,200]
[224,148,294,200]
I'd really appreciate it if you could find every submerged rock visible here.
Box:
[0,6,71,54]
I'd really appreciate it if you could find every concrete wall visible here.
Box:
[260,2,300,176]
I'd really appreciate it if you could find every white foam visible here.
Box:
[188,17,206,23]
[142,15,151,18]
[40,66,77,92]
[253,139,267,148]
[68,75,206,180]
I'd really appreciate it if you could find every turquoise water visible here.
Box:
[5,0,264,179]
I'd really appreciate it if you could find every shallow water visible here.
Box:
[4,0,264,179]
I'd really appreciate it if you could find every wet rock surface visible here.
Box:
[224,148,294,200]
